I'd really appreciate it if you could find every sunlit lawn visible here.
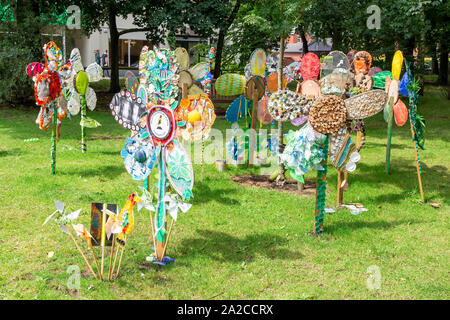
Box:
[0,85,448,299]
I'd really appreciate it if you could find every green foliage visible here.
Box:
[0,1,67,104]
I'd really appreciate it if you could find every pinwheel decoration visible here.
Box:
[27,41,71,174]
[43,200,100,279]
[268,51,388,234]
[64,48,103,153]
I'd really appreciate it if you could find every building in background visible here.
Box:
[284,33,332,62]
[71,15,204,68]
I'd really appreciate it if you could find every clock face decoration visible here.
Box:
[146,106,175,145]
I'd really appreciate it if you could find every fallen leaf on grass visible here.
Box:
[429,202,441,208]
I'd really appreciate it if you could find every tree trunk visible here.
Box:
[108,4,120,93]
[213,0,241,79]
[276,36,286,185]
[299,24,309,55]
[214,29,225,78]
[439,39,448,86]
[432,48,439,75]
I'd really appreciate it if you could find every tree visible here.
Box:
[74,0,191,93]
[0,0,66,104]
[220,3,278,73]
[183,0,243,78]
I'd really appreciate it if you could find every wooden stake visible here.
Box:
[111,239,120,278]
[115,236,127,278]
[182,83,188,99]
[107,234,116,281]
[337,170,345,207]
[356,131,363,148]
[161,219,175,260]
[410,121,425,202]
[100,203,107,278]
[297,181,304,194]
[248,88,258,168]
[66,227,98,279]
[149,211,157,256]
[385,98,394,174]
[89,245,102,281]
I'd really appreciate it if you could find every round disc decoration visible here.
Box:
[245,76,265,100]
[146,105,176,146]
[215,74,246,96]
[257,96,273,125]
[353,51,372,75]
[266,72,287,93]
[300,53,321,80]
[249,48,267,76]
[320,51,349,78]
[178,70,193,89]
[309,95,347,134]
[299,80,321,98]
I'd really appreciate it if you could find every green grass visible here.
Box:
[0,86,448,300]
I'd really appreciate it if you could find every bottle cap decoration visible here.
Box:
[353,51,372,75]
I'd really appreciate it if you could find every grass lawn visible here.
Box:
[0,85,448,300]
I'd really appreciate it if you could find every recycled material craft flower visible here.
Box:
[121,129,160,180]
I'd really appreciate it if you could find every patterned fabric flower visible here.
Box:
[280,123,327,182]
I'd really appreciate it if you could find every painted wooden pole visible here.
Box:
[90,246,102,281]
[155,152,167,261]
[80,95,87,153]
[314,137,329,234]
[50,101,57,175]
[336,170,345,207]
[100,203,107,278]
[410,121,425,202]
[248,88,258,168]
[385,97,394,174]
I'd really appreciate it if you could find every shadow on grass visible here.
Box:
[178,229,303,263]
[0,148,21,157]
[326,218,423,235]
[59,165,124,179]
[354,160,449,205]
[193,178,240,206]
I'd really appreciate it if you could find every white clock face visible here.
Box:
[149,110,172,140]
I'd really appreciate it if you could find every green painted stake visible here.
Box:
[385,97,394,174]
[155,151,166,260]
[50,101,57,175]
[314,136,329,235]
[80,95,87,153]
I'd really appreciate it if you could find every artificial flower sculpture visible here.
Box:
[27,41,71,174]
[63,48,103,153]
[268,51,388,234]
[109,46,220,265]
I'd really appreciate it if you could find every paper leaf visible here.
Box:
[54,199,65,213]
[59,224,69,235]
[43,210,57,226]
[66,208,81,221]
